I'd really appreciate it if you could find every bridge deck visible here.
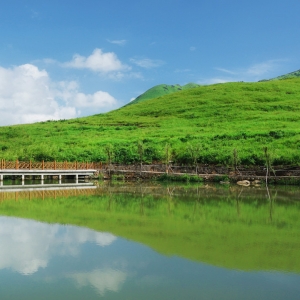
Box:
[0,169,96,175]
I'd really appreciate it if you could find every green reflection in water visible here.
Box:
[0,183,299,273]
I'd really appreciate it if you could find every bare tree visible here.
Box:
[232,148,241,175]
[105,144,114,177]
[137,140,145,176]
[164,143,172,174]
[187,143,201,174]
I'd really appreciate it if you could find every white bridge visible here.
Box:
[0,160,98,185]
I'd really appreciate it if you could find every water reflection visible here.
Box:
[0,183,299,299]
[68,269,127,296]
[0,217,116,275]
[0,212,299,299]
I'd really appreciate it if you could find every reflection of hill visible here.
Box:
[0,183,299,273]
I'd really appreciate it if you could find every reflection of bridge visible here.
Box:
[0,185,97,201]
[0,160,101,184]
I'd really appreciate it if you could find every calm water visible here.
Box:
[0,182,299,299]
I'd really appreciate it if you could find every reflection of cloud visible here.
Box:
[0,217,116,275]
[69,269,127,296]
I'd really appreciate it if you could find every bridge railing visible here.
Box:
[0,160,103,170]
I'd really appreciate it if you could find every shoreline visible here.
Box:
[96,167,300,185]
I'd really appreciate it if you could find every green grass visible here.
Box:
[1,78,300,165]
[0,185,299,272]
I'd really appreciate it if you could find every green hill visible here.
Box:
[274,69,300,80]
[1,78,300,165]
[260,69,300,81]
[129,83,200,105]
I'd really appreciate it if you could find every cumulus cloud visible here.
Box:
[130,58,165,69]
[55,80,118,111]
[73,91,118,108]
[0,63,119,125]
[65,48,129,73]
[69,269,127,296]
[0,217,116,275]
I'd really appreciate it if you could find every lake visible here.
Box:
[0,181,299,299]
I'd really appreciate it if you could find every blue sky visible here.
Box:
[1,0,300,125]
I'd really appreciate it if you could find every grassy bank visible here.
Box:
[1,78,300,165]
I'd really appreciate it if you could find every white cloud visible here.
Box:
[0,217,116,275]
[107,39,127,46]
[130,58,165,69]
[69,269,127,296]
[245,60,282,77]
[214,67,236,75]
[65,48,129,73]
[0,63,119,125]
[190,46,196,51]
[55,81,118,111]
[30,9,40,20]
[74,91,118,108]
[201,59,287,84]
[0,64,76,125]
[215,60,284,79]
[42,58,58,64]
[198,78,234,85]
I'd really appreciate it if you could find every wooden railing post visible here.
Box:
[29,160,32,170]
[86,162,88,170]
[75,161,78,170]
[64,161,67,170]
[16,160,19,170]
[42,160,45,170]
[54,160,56,170]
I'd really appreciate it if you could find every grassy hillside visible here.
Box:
[261,69,300,81]
[1,78,300,165]
[128,83,200,105]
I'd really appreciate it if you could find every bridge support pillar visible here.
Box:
[41,174,44,184]
[59,175,62,184]
[0,175,3,182]
[75,174,78,184]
